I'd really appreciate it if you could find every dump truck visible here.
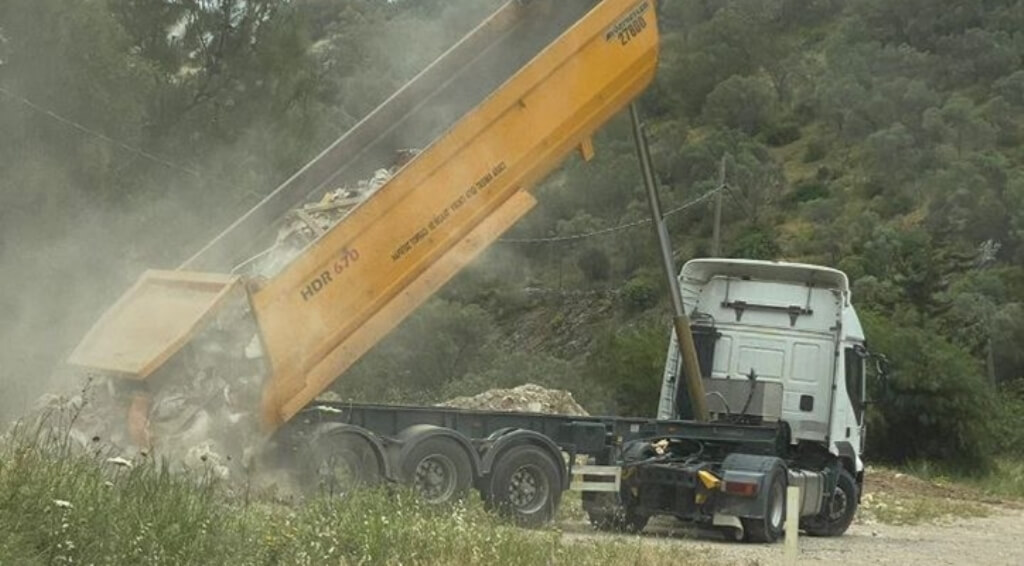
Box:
[68,0,873,542]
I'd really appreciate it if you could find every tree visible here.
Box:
[817,76,872,141]
[863,313,997,471]
[994,71,1024,107]
[863,123,920,186]
[701,75,777,135]
[922,95,996,157]
[860,226,942,312]
[339,299,499,401]
[577,248,612,282]
[586,324,667,416]
[935,28,1019,86]
[922,153,1013,245]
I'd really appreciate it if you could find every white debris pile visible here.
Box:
[17,295,265,481]
[441,383,589,416]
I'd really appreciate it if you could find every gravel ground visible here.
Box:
[561,467,1024,566]
[564,506,1024,565]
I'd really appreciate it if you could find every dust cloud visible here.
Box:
[0,0,515,426]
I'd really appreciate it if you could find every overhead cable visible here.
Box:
[498,184,723,244]
[0,85,203,178]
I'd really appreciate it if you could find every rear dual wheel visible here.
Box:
[399,437,473,504]
[483,444,563,527]
[304,432,382,496]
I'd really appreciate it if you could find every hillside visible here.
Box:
[1,1,1023,468]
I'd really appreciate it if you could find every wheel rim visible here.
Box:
[827,486,849,522]
[413,454,457,503]
[769,482,785,529]
[506,464,550,514]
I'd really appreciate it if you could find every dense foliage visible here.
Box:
[2,1,1023,468]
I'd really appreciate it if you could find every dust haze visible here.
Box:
[0,0,507,423]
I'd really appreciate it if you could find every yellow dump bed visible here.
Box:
[70,0,660,433]
[68,271,240,378]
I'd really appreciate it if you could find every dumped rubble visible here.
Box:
[440,383,589,416]
[245,149,419,278]
[14,156,425,481]
[18,293,264,480]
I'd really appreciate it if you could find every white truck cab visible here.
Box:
[658,259,867,477]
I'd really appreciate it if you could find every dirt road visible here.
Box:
[564,507,1024,565]
[563,470,1024,565]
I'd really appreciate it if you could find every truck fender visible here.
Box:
[716,453,787,520]
[832,441,862,474]
[312,422,393,481]
[479,429,567,490]
[389,424,482,480]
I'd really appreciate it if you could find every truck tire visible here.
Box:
[484,444,562,527]
[803,468,858,537]
[305,432,382,496]
[741,466,786,543]
[399,436,473,504]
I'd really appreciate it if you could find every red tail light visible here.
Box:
[723,481,759,497]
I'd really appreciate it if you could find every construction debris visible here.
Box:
[11,153,429,480]
[248,149,419,277]
[440,383,589,416]
[15,289,265,482]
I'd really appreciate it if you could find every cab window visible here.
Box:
[844,347,865,424]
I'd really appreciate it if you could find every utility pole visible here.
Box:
[711,154,727,257]
[629,103,709,422]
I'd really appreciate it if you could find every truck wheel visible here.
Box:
[484,444,562,527]
[399,436,473,504]
[803,468,858,537]
[741,467,786,543]
[306,432,382,496]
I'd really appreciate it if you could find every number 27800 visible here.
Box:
[618,15,648,46]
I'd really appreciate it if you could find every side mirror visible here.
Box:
[872,353,890,382]
[866,352,891,404]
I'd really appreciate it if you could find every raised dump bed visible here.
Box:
[69,0,661,434]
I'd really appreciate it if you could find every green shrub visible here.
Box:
[761,121,802,147]
[576,247,611,282]
[863,313,997,472]
[585,324,667,417]
[621,274,660,312]
[993,379,1024,458]
[803,140,828,163]
[790,180,830,203]
[701,75,777,135]
[728,227,781,260]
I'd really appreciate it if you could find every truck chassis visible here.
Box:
[271,400,854,542]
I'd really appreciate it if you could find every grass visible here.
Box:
[0,419,723,566]
[979,459,1024,499]
[903,459,1024,501]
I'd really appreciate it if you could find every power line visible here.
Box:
[0,84,752,244]
[0,84,273,208]
[498,185,723,244]
[722,182,754,219]
[0,85,203,178]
